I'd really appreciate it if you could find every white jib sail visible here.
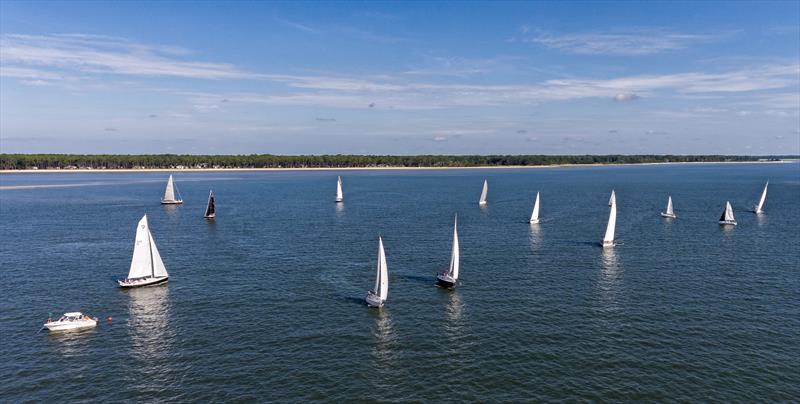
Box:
[530,192,540,223]
[128,215,167,279]
[725,201,735,221]
[666,196,674,216]
[756,182,768,213]
[163,175,176,201]
[603,190,617,245]
[376,237,388,301]
[478,180,488,205]
[336,176,343,201]
[449,216,460,281]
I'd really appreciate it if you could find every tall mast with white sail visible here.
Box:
[366,236,389,307]
[204,190,215,219]
[661,195,676,218]
[530,192,541,224]
[335,176,343,203]
[121,214,169,287]
[754,182,768,214]
[719,201,737,225]
[602,190,616,247]
[478,180,488,206]
[161,175,183,204]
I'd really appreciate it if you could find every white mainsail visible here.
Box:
[603,190,616,247]
[336,176,343,202]
[128,215,168,279]
[163,175,176,202]
[375,237,389,301]
[530,192,540,223]
[666,196,674,216]
[722,201,735,222]
[448,216,460,281]
[478,180,488,205]
[755,182,768,213]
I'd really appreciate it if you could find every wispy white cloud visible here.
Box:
[0,34,259,80]
[613,93,640,102]
[526,28,728,55]
[274,18,318,34]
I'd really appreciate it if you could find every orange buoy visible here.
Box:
[107,316,113,322]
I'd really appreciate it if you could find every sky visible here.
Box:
[0,1,798,155]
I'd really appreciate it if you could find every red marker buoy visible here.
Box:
[107,316,113,322]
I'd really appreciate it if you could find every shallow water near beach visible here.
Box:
[1,163,799,401]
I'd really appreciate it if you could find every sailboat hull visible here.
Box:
[719,220,737,226]
[335,199,343,203]
[161,200,183,205]
[365,292,384,307]
[436,273,456,289]
[118,276,169,288]
[601,240,614,248]
[529,219,540,224]
[204,213,215,219]
[660,212,676,218]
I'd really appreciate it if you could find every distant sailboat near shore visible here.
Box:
[335,176,344,203]
[119,214,169,288]
[529,192,541,224]
[436,215,460,289]
[478,180,488,206]
[161,175,183,204]
[366,237,388,307]
[204,190,215,219]
[660,196,676,218]
[719,201,737,226]
[602,190,617,247]
[753,182,768,214]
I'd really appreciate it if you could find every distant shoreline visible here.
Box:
[0,159,794,175]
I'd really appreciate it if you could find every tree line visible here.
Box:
[0,154,787,170]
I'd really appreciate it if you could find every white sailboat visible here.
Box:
[335,176,344,203]
[602,190,617,247]
[437,215,460,288]
[753,182,768,214]
[529,192,541,224]
[660,196,676,218]
[204,190,215,219]
[366,236,389,307]
[478,180,488,206]
[119,214,169,288]
[160,175,183,204]
[719,201,737,226]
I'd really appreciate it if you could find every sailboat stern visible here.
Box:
[365,291,384,307]
[436,272,456,288]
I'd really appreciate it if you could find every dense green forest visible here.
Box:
[0,154,790,170]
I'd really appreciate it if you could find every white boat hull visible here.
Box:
[118,276,169,288]
[529,219,540,224]
[204,213,215,219]
[44,319,97,332]
[719,220,737,226]
[660,212,676,218]
[602,240,614,248]
[365,291,384,307]
[161,199,183,205]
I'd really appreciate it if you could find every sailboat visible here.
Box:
[529,192,541,224]
[204,190,215,219]
[335,176,344,203]
[366,236,389,307]
[478,180,488,206]
[437,215,460,289]
[660,196,676,218]
[753,182,768,214]
[160,175,183,204]
[602,190,617,247]
[118,214,169,288]
[719,201,737,226]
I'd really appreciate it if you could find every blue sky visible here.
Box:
[1,1,798,154]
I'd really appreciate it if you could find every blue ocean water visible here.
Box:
[1,163,798,401]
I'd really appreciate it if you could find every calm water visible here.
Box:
[1,163,799,401]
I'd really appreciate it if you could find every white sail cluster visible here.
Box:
[127,215,168,280]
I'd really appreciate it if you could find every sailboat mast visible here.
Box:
[147,219,155,277]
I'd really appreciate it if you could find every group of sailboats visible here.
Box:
[366,215,461,308]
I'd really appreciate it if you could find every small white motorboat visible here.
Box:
[43,312,97,332]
